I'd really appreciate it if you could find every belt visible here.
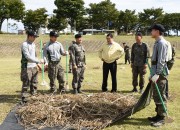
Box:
[151,61,157,65]
[50,61,60,64]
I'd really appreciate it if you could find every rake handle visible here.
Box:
[40,40,45,81]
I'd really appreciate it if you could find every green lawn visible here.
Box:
[0,35,180,129]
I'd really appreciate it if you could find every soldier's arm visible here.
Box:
[22,43,39,64]
[131,44,135,64]
[70,46,76,66]
[172,47,176,57]
[43,43,48,64]
[59,43,66,56]
[156,43,167,75]
[144,44,150,64]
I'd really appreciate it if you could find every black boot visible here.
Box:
[77,88,83,93]
[148,114,160,122]
[132,87,138,92]
[151,116,165,127]
[73,88,78,94]
[50,87,57,93]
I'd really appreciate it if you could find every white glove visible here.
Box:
[45,63,48,66]
[151,74,159,83]
[65,51,69,55]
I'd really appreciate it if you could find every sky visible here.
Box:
[2,0,180,32]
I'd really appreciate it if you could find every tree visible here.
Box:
[54,0,85,32]
[117,9,138,34]
[76,17,92,31]
[47,15,67,32]
[138,8,164,34]
[0,0,25,31]
[162,13,173,35]
[22,8,48,32]
[168,13,180,36]
[87,0,119,30]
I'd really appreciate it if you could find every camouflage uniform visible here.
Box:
[124,45,130,64]
[131,42,149,90]
[151,36,169,117]
[68,41,76,73]
[21,41,39,99]
[70,43,86,90]
[44,41,65,91]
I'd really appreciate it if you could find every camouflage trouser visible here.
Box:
[72,66,85,89]
[48,61,65,90]
[132,65,146,89]
[21,67,38,98]
[125,54,130,64]
[152,75,167,116]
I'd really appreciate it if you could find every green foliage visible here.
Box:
[54,0,85,32]
[47,15,67,32]
[76,17,92,31]
[22,8,48,32]
[87,0,119,30]
[138,8,164,33]
[0,0,25,31]
[117,9,138,34]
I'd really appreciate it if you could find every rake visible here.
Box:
[40,39,48,87]
[147,59,173,123]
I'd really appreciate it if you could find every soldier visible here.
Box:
[123,42,131,64]
[68,41,76,73]
[148,24,169,127]
[20,30,43,103]
[44,31,68,93]
[131,32,149,93]
[99,33,124,93]
[70,34,86,94]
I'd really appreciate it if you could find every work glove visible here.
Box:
[65,51,69,55]
[151,74,159,83]
[40,59,44,64]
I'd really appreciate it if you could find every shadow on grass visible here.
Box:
[121,90,132,94]
[0,94,20,104]
[112,117,150,127]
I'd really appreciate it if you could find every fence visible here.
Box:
[0,35,179,58]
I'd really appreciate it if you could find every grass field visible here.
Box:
[0,35,180,130]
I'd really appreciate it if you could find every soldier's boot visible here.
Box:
[151,116,165,127]
[50,86,57,93]
[30,86,37,96]
[139,86,144,94]
[148,114,161,122]
[77,88,83,93]
[59,84,66,93]
[73,88,78,94]
[21,87,28,103]
[132,86,138,92]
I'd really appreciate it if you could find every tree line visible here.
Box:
[0,0,180,35]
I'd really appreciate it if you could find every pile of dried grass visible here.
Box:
[16,93,137,130]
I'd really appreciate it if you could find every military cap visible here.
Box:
[49,31,59,37]
[75,34,82,39]
[27,30,39,37]
[135,32,143,37]
[150,24,165,32]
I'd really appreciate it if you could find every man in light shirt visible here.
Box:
[21,30,43,103]
[99,33,124,93]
